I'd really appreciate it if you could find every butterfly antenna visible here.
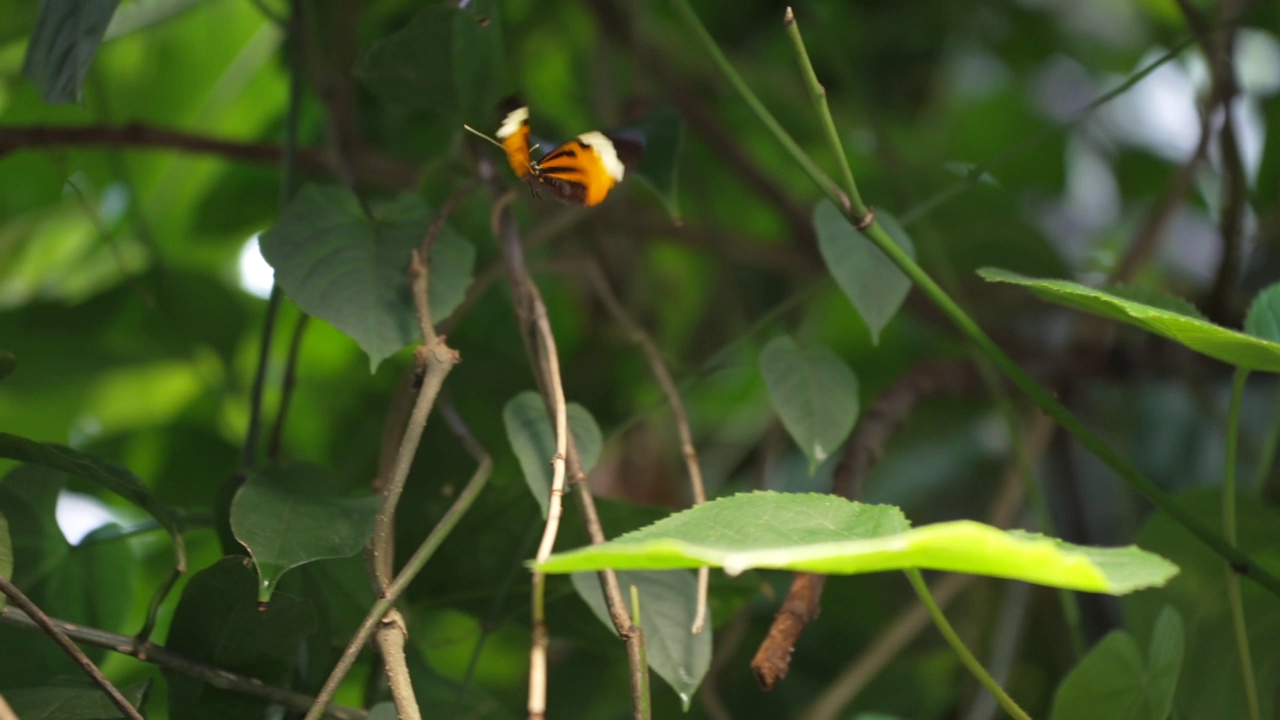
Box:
[462,124,506,150]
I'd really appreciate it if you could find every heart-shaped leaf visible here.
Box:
[816,201,915,343]
[231,462,379,602]
[259,184,475,371]
[538,492,1178,595]
[573,570,711,711]
[503,391,603,517]
[165,558,315,720]
[980,268,1280,373]
[760,335,859,472]
[356,1,506,124]
[1050,606,1184,720]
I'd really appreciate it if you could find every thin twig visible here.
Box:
[306,198,469,720]
[583,263,712,632]
[0,578,145,720]
[0,607,364,720]
[269,312,310,460]
[476,157,645,719]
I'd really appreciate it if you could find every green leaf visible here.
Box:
[1050,607,1183,720]
[259,185,476,371]
[230,462,379,603]
[572,570,710,711]
[164,558,315,720]
[537,492,1178,594]
[1125,489,1280,719]
[0,350,14,382]
[1108,286,1207,320]
[760,335,859,472]
[621,108,685,219]
[979,268,1280,372]
[4,682,150,720]
[816,201,915,343]
[21,0,120,104]
[356,1,507,124]
[503,391,604,518]
[0,465,67,591]
[1245,282,1280,342]
[0,511,10,614]
[0,434,185,570]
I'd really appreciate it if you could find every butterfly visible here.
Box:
[467,98,643,206]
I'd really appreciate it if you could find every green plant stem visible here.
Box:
[673,0,1280,599]
[1224,367,1261,720]
[903,569,1031,720]
[782,7,867,218]
[670,0,847,212]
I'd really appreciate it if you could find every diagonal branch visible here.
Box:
[0,607,364,720]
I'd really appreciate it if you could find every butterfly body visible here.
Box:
[492,101,639,206]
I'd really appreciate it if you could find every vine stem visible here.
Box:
[671,0,1280,602]
[903,570,1031,720]
[1224,368,1261,720]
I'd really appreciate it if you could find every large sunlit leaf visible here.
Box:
[1050,606,1183,720]
[164,558,315,720]
[573,570,711,711]
[503,391,603,517]
[259,184,475,371]
[816,201,915,343]
[4,682,149,720]
[538,493,1178,594]
[0,433,185,570]
[760,335,859,472]
[230,462,379,603]
[21,0,120,104]
[979,268,1280,372]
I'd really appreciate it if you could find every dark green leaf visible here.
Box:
[4,682,149,720]
[759,335,859,471]
[572,570,710,710]
[259,185,475,371]
[1245,282,1280,343]
[503,391,603,517]
[230,462,379,602]
[42,524,136,635]
[0,465,67,591]
[164,558,315,720]
[980,268,1280,372]
[356,2,507,123]
[1049,608,1181,720]
[1126,489,1280,719]
[21,0,119,104]
[816,201,915,343]
[0,436,184,570]
[621,108,684,218]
